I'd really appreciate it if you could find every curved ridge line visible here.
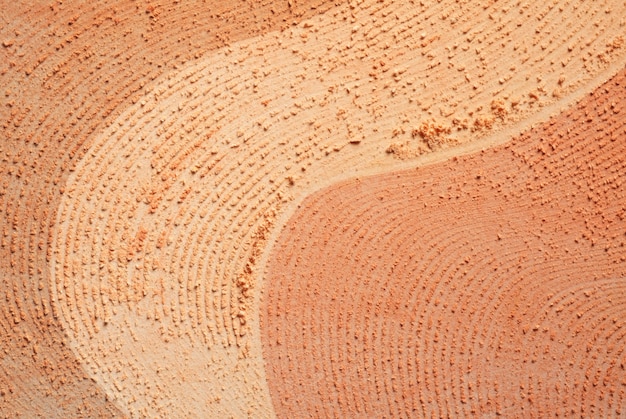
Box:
[257,57,626,290]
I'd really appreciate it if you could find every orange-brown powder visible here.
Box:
[262,69,626,418]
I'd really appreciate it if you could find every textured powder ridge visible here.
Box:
[0,1,335,417]
[263,70,626,417]
[1,0,626,417]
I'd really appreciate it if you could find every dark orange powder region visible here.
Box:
[262,70,626,417]
[0,1,335,415]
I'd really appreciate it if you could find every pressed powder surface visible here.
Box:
[262,70,626,417]
[0,1,335,416]
[1,0,625,417]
